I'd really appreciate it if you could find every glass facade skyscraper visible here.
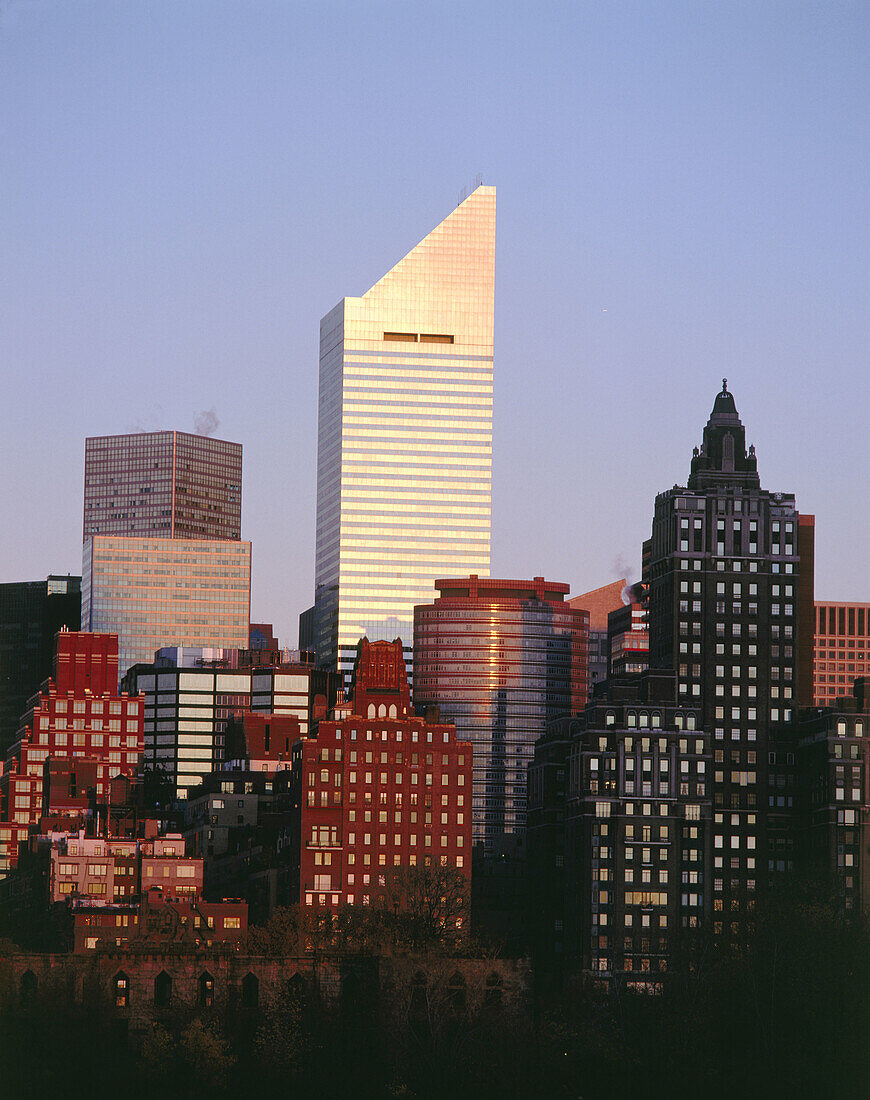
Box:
[313,185,495,680]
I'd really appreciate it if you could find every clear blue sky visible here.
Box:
[2,1,867,644]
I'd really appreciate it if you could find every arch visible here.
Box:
[20,969,37,1005]
[447,971,466,1010]
[199,971,214,1008]
[378,704,386,718]
[154,970,172,1007]
[484,972,503,1008]
[241,971,259,1008]
[388,704,397,719]
[287,971,306,1004]
[410,970,427,1016]
[367,704,376,718]
[113,971,129,1009]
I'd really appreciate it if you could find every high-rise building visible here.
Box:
[82,536,251,678]
[81,429,249,680]
[83,430,242,541]
[312,185,496,680]
[643,381,813,942]
[290,638,473,913]
[812,602,870,707]
[0,576,81,755]
[413,576,588,855]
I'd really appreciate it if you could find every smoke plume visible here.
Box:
[194,408,220,437]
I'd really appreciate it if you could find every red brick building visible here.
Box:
[293,638,472,911]
[0,632,143,874]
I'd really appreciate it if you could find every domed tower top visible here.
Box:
[687,380,760,490]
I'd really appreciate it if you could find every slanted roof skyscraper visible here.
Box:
[313,185,495,680]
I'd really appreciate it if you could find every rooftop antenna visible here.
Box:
[457,174,484,207]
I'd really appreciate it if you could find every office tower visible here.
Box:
[570,580,627,697]
[81,426,249,680]
[643,382,812,942]
[0,631,143,874]
[812,602,870,706]
[291,638,472,912]
[312,185,496,680]
[0,576,81,755]
[528,672,710,986]
[82,536,251,678]
[414,576,588,854]
[83,430,242,541]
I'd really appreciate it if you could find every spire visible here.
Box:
[687,382,760,490]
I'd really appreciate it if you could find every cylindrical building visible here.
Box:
[413,576,588,854]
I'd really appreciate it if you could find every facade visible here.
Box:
[813,602,870,707]
[607,601,649,679]
[643,382,813,942]
[312,185,495,680]
[413,575,588,854]
[291,638,473,912]
[0,632,143,874]
[0,576,81,755]
[123,660,324,799]
[83,430,242,541]
[82,535,251,677]
[570,580,627,698]
[528,672,710,988]
[796,680,869,913]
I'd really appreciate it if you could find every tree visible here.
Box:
[384,863,469,949]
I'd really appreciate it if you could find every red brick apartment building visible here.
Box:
[292,638,472,912]
[0,631,142,874]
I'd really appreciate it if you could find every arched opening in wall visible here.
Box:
[368,704,376,718]
[286,971,306,1006]
[20,970,37,1006]
[448,972,466,1011]
[113,971,129,1009]
[484,972,503,1008]
[200,971,214,1008]
[389,704,397,718]
[241,972,259,1008]
[410,971,427,1017]
[154,971,172,1007]
[378,704,386,717]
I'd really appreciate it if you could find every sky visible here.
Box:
[2,0,868,645]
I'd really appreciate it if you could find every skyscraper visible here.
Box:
[643,381,813,942]
[81,431,250,679]
[312,185,496,680]
[83,430,242,541]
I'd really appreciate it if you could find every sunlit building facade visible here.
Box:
[812,602,870,707]
[83,431,242,541]
[312,185,495,680]
[82,536,251,678]
[413,575,589,853]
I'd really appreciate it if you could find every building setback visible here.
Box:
[414,575,588,855]
[290,638,473,912]
[81,430,249,681]
[643,381,813,943]
[312,186,495,681]
[570,580,627,699]
[812,602,870,707]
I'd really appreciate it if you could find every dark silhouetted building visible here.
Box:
[643,381,812,942]
[0,576,81,754]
